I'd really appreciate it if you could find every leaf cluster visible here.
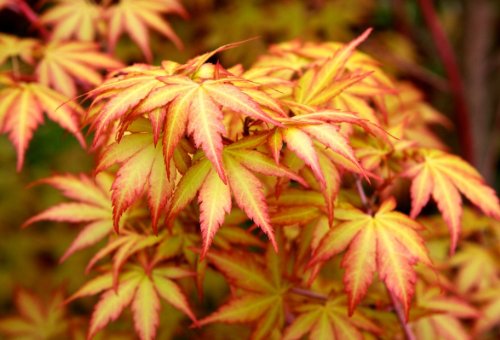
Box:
[1,1,500,340]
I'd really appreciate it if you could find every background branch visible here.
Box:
[417,0,475,165]
[17,0,49,39]
[463,0,496,184]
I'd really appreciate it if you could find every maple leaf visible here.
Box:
[89,67,282,181]
[87,67,167,139]
[84,226,165,289]
[106,0,187,61]
[23,173,114,262]
[410,282,479,340]
[97,132,176,233]
[0,79,85,170]
[278,109,374,187]
[0,289,68,339]
[283,296,381,340]
[0,34,37,66]
[449,243,498,293]
[294,62,373,108]
[255,29,394,113]
[198,245,291,339]
[405,149,500,252]
[413,315,470,340]
[167,145,304,256]
[273,109,376,222]
[472,284,500,335]
[36,40,122,98]
[68,265,196,340]
[414,282,479,318]
[41,0,102,41]
[153,76,283,182]
[309,198,431,318]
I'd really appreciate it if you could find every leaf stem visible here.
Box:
[417,0,474,164]
[17,0,49,40]
[290,287,328,300]
[387,288,416,340]
[355,177,372,215]
[284,303,295,325]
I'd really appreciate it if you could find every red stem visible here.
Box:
[417,0,475,164]
[17,0,49,39]
[387,288,416,340]
[290,287,328,300]
[355,177,373,215]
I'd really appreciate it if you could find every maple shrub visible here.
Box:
[1,1,500,339]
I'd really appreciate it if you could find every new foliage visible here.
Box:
[1,1,500,339]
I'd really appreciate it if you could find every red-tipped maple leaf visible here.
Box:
[278,109,373,186]
[36,41,122,98]
[310,198,431,318]
[167,143,305,256]
[0,34,37,66]
[198,245,291,339]
[84,227,163,286]
[293,29,376,107]
[472,284,500,335]
[151,75,283,181]
[283,296,381,340]
[273,109,376,222]
[450,243,498,293]
[41,0,102,41]
[0,78,85,170]
[405,149,500,252]
[23,173,114,262]
[411,282,479,340]
[88,65,283,182]
[97,132,176,233]
[106,0,187,61]
[68,265,196,340]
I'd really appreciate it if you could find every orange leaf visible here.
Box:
[41,0,101,41]
[36,41,122,97]
[406,149,500,252]
[107,0,186,61]
[311,199,430,318]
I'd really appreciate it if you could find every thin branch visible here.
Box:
[463,0,495,183]
[290,287,328,301]
[355,177,372,215]
[284,303,295,325]
[17,0,49,39]
[387,287,416,340]
[417,0,474,165]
